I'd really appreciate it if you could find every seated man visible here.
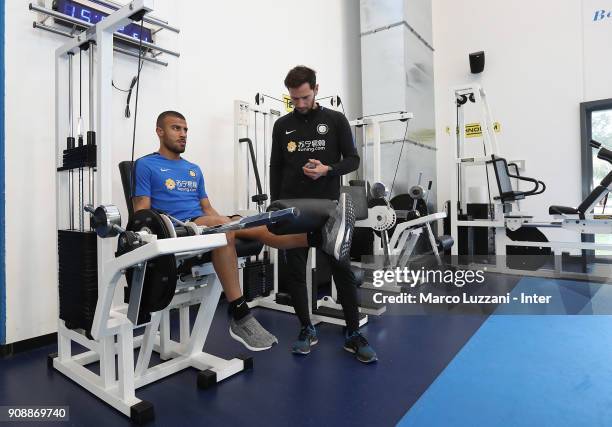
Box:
[132,110,355,352]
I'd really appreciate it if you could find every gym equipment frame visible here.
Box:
[50,2,258,423]
[449,83,612,281]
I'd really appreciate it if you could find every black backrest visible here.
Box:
[490,157,517,200]
[601,169,612,188]
[578,185,607,214]
[118,161,135,219]
[490,156,546,202]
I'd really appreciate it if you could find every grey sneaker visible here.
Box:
[229,314,278,351]
[321,193,356,261]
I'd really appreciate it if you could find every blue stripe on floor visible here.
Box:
[494,276,602,315]
[398,279,612,427]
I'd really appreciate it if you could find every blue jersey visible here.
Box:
[134,152,207,221]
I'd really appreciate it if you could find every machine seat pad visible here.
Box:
[177,238,263,276]
[548,205,579,215]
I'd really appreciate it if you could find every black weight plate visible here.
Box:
[127,209,172,239]
[388,193,428,237]
[124,209,177,320]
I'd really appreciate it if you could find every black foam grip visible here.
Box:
[267,199,336,235]
[436,235,454,251]
[598,147,612,165]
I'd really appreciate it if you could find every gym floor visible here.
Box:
[1,274,610,427]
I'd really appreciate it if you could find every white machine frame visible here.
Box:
[349,112,414,185]
[52,2,250,421]
[449,83,612,280]
[232,105,450,312]
[348,113,448,293]
[233,100,281,215]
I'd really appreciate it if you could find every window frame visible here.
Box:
[580,98,612,259]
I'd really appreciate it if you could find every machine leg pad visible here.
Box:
[47,352,58,370]
[197,369,217,389]
[130,401,154,425]
[239,355,254,371]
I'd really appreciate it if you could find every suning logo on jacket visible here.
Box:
[296,140,326,152]
[593,9,612,21]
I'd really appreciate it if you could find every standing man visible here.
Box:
[270,66,378,363]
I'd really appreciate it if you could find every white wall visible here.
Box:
[5,0,362,343]
[582,0,612,100]
[432,0,612,241]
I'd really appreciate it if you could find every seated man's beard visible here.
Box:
[165,141,185,153]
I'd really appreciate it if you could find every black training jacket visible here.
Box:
[270,106,359,201]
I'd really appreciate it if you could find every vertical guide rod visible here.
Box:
[78,51,84,231]
[68,54,74,139]
[362,125,368,184]
[88,43,94,136]
[245,123,249,210]
[68,53,75,230]
[79,169,83,230]
[246,113,251,210]
[253,111,258,211]
[88,43,95,217]
[263,112,267,200]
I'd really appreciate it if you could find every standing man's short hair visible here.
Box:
[156,110,186,128]
[284,66,317,89]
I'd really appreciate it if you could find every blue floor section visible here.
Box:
[0,300,489,427]
[399,277,612,427]
[494,276,603,315]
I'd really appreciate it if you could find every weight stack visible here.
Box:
[467,203,494,255]
[57,145,97,171]
[58,230,98,333]
[457,204,494,260]
[242,259,274,302]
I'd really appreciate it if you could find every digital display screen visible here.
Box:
[55,0,153,43]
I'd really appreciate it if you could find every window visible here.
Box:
[580,100,612,256]
[591,109,612,194]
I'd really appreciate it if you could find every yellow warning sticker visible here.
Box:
[283,95,294,113]
[465,123,482,138]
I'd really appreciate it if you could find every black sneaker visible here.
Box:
[291,325,318,355]
[321,193,356,261]
[344,331,378,363]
